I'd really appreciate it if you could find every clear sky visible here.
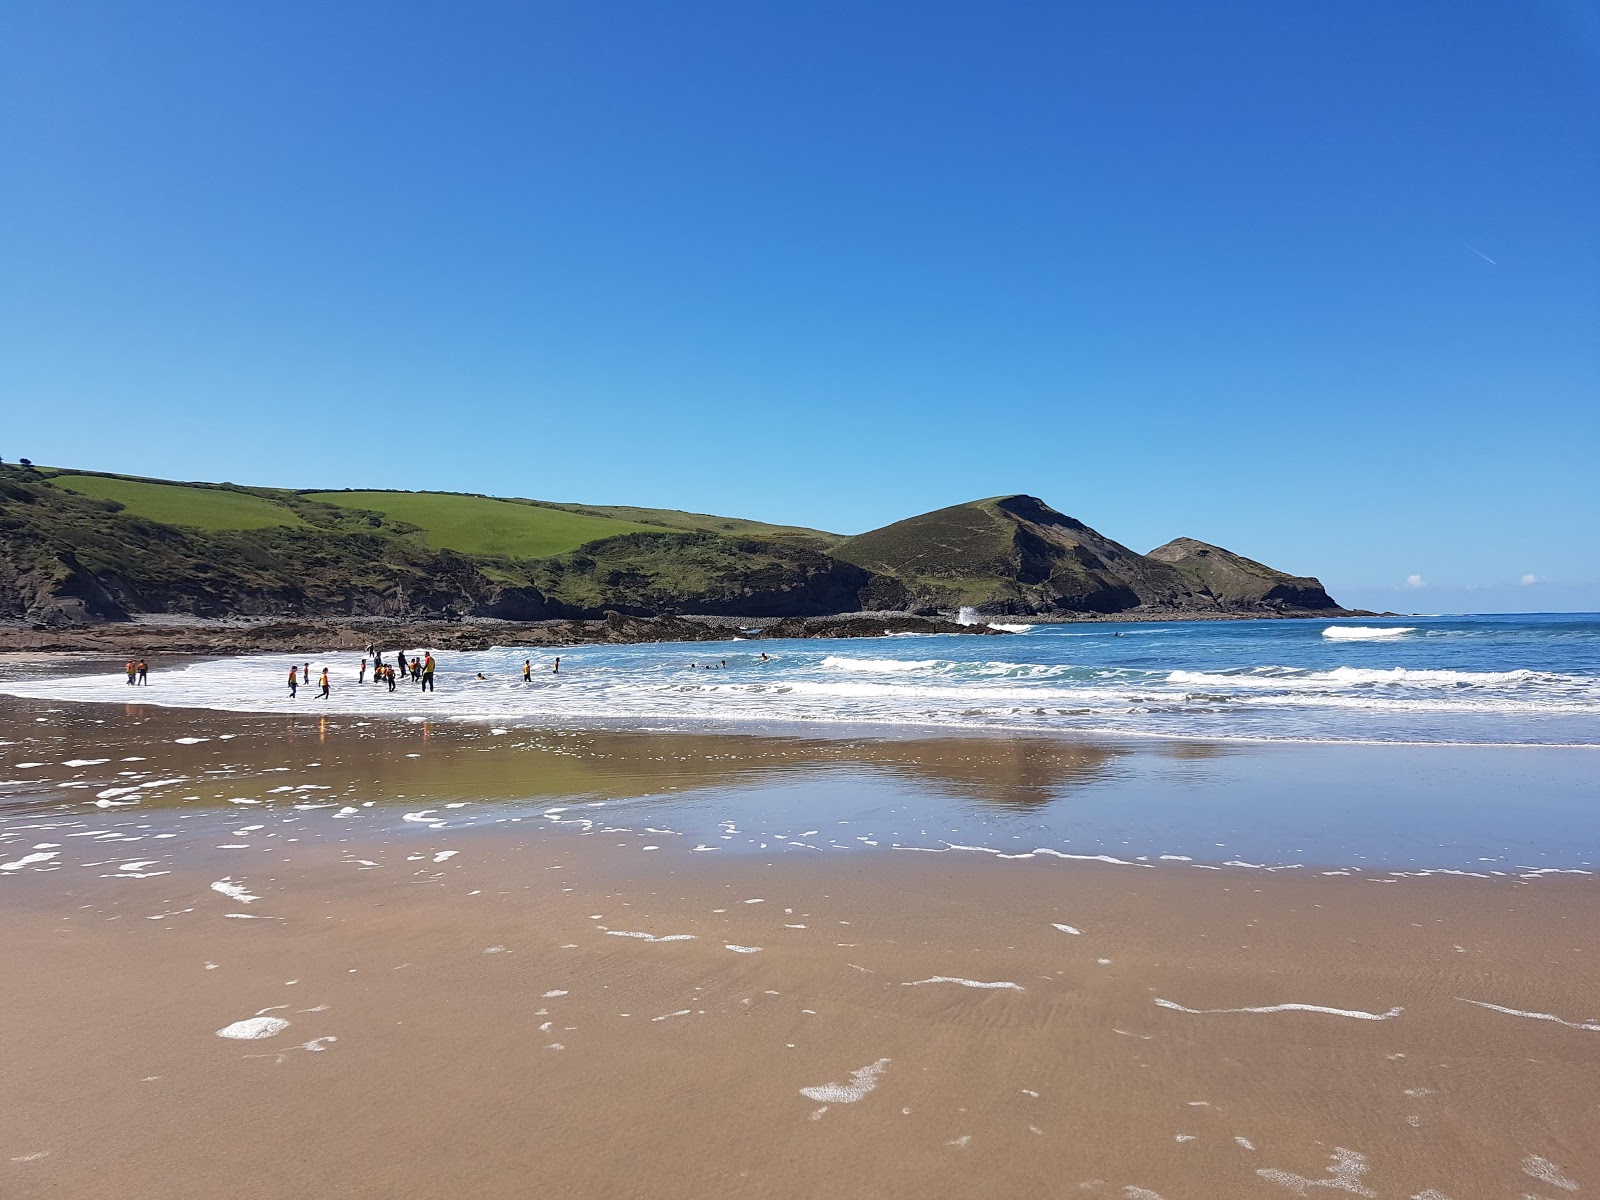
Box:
[2,1,1596,613]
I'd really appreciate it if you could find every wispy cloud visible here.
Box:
[1466,245,1497,266]
[1405,574,1426,589]
[1520,574,1539,586]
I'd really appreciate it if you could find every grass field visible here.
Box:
[48,475,303,530]
[547,503,840,547]
[307,491,661,559]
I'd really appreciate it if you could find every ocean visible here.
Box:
[4,613,1598,747]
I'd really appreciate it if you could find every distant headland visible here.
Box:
[0,464,1367,647]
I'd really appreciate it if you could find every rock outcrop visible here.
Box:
[1145,538,1340,612]
[834,496,1346,617]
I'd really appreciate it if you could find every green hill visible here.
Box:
[48,474,305,531]
[834,495,1341,616]
[305,491,661,559]
[834,495,1203,614]
[1146,537,1338,612]
[539,502,840,549]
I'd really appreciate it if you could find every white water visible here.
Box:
[2,615,1595,745]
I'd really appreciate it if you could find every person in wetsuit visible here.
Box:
[421,652,434,692]
[137,660,148,685]
[523,659,532,682]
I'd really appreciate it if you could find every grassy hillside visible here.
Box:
[306,491,659,559]
[48,474,305,531]
[1,465,881,624]
[543,502,841,548]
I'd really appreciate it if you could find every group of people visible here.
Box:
[286,663,330,699]
[124,659,149,685]
[286,648,436,699]
[360,648,435,692]
[521,656,561,680]
[688,654,768,670]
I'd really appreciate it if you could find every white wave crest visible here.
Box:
[1322,626,1415,640]
[819,656,940,674]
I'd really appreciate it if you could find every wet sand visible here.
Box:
[3,698,1598,1198]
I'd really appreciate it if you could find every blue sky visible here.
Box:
[2,1,1596,613]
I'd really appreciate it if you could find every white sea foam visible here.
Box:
[210,878,259,904]
[1051,923,1082,935]
[1156,998,1402,1021]
[0,851,58,870]
[216,1016,290,1040]
[1322,626,1415,640]
[605,931,696,942]
[1459,998,1600,1032]
[902,977,1024,991]
[1257,1147,1376,1196]
[799,1058,890,1104]
[725,944,762,953]
[1522,1154,1578,1190]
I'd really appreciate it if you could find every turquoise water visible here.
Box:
[5,613,1599,746]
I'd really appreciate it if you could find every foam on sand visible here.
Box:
[604,930,696,942]
[799,1058,891,1104]
[210,877,259,904]
[216,1016,290,1040]
[1522,1154,1579,1191]
[1156,998,1402,1021]
[1460,998,1600,1032]
[1256,1147,1376,1196]
[1,851,59,871]
[902,976,1024,991]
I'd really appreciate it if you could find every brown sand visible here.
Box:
[4,830,1597,1200]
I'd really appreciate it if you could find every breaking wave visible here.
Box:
[1322,626,1414,640]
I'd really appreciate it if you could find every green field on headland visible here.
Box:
[306,491,661,559]
[48,474,305,531]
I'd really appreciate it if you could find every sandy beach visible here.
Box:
[2,691,1597,1199]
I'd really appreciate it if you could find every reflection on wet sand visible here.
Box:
[0,697,1143,813]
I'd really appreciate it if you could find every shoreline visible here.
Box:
[0,607,1381,656]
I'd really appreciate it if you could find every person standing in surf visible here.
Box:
[319,667,330,699]
[359,658,367,684]
[421,652,435,692]
[137,659,149,685]
[523,659,532,682]
[553,656,561,675]
[126,660,137,686]
[288,665,299,698]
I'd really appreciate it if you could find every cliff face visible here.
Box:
[835,496,1345,617]
[1145,537,1340,612]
